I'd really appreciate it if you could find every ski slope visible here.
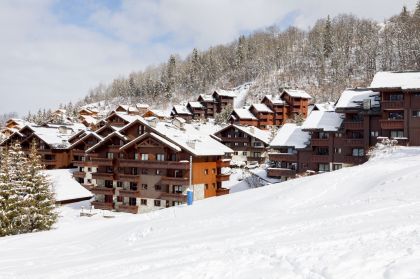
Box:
[1,147,420,278]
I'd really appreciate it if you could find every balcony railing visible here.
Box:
[118,189,141,198]
[91,157,113,166]
[339,155,367,165]
[268,153,298,162]
[160,192,187,202]
[73,171,85,178]
[216,173,230,182]
[91,186,115,195]
[160,176,189,185]
[117,204,139,214]
[216,188,230,196]
[72,149,85,156]
[381,100,404,110]
[91,201,114,210]
[216,159,231,168]
[343,121,363,130]
[311,138,330,147]
[117,173,140,182]
[311,155,330,163]
[118,159,190,170]
[92,172,114,180]
[379,119,404,130]
[267,168,296,178]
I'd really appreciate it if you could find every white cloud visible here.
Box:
[0,0,416,115]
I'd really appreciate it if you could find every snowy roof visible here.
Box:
[136,103,149,109]
[335,89,379,110]
[232,109,257,120]
[149,109,170,118]
[199,94,214,102]
[69,132,103,149]
[86,131,128,153]
[44,169,92,203]
[370,71,420,90]
[264,95,285,105]
[172,105,192,115]
[215,124,270,144]
[281,89,312,99]
[188,101,204,109]
[152,122,233,156]
[301,111,344,132]
[80,115,97,125]
[20,126,74,149]
[214,89,237,98]
[251,104,273,113]
[120,132,182,152]
[313,102,336,112]
[270,123,310,149]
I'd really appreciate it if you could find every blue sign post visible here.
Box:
[187,189,194,206]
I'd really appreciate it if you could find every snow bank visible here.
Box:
[2,147,420,278]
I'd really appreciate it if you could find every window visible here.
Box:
[138,126,143,135]
[119,153,124,159]
[79,166,83,172]
[254,141,263,147]
[242,151,247,156]
[204,169,209,175]
[388,112,404,120]
[212,168,216,174]
[154,200,161,207]
[141,184,148,190]
[352,148,364,157]
[253,152,261,158]
[141,199,147,205]
[205,184,208,190]
[370,131,379,137]
[106,152,113,159]
[317,147,329,155]
[244,142,248,146]
[156,154,165,161]
[234,151,238,155]
[141,154,149,161]
[134,153,139,160]
[234,142,239,146]
[131,168,138,175]
[106,166,113,173]
[129,197,136,206]
[173,185,182,193]
[334,148,342,154]
[319,163,330,172]
[117,196,123,202]
[117,182,123,188]
[390,94,403,101]
[156,169,161,175]
[105,180,113,188]
[129,182,137,190]
[335,133,342,138]
[412,111,420,117]
[319,132,329,139]
[227,134,232,138]
[142,169,148,174]
[88,167,92,172]
[332,164,342,171]
[390,130,404,138]
[155,185,162,191]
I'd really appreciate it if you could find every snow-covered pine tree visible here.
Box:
[22,141,57,232]
[323,15,333,58]
[0,143,27,236]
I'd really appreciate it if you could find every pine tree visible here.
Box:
[323,15,333,58]
[415,1,420,19]
[22,141,57,232]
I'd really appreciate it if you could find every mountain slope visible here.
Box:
[1,147,420,278]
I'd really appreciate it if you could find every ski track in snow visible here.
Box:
[0,147,420,278]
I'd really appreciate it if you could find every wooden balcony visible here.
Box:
[216,173,230,182]
[160,192,187,202]
[268,153,298,162]
[72,149,85,156]
[160,176,189,185]
[43,160,57,166]
[92,172,114,180]
[118,189,141,198]
[267,168,296,178]
[38,149,53,154]
[216,159,231,168]
[91,201,114,210]
[216,187,230,196]
[344,138,365,147]
[118,174,140,182]
[73,171,85,178]
[91,186,115,195]
[311,155,330,163]
[118,159,190,170]
[380,119,404,130]
[311,138,330,147]
[381,100,404,110]
[339,156,367,165]
[108,145,121,152]
[117,204,139,214]
[220,137,249,143]
[91,157,113,166]
[343,121,363,130]
[71,160,85,167]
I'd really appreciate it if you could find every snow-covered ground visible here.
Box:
[1,147,420,278]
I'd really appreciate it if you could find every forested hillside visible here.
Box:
[34,4,420,118]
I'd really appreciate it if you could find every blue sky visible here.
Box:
[0,0,416,116]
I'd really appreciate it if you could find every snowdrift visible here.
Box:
[1,147,420,278]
